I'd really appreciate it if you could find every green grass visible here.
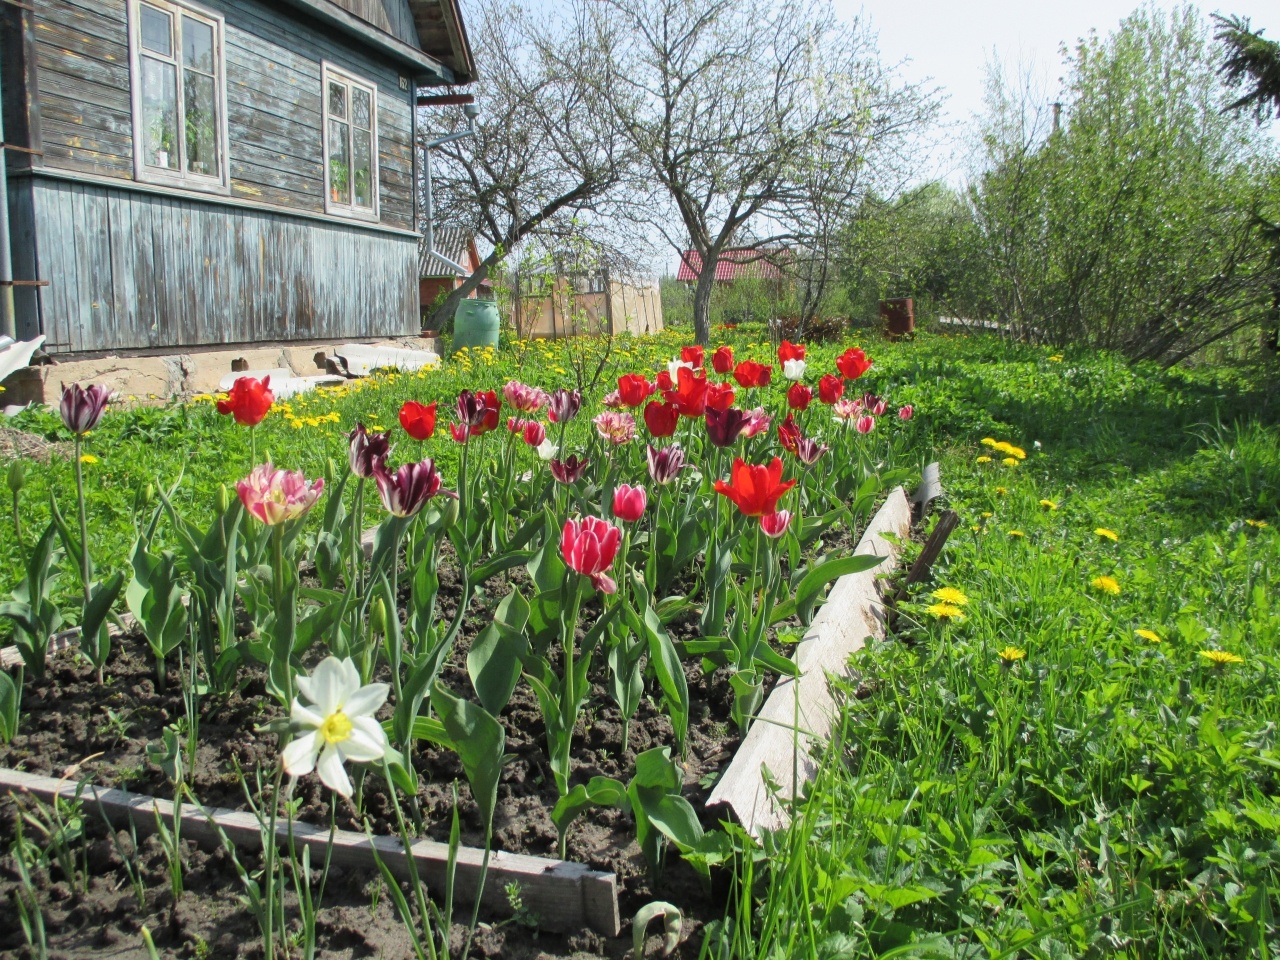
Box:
[709,340,1280,959]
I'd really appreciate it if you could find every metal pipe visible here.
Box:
[0,67,16,340]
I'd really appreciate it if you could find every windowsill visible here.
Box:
[323,202,381,223]
[136,166,232,196]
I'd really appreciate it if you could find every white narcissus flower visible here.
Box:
[536,439,557,461]
[282,656,391,797]
[783,358,807,381]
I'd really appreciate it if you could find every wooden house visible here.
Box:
[515,268,663,340]
[676,247,789,292]
[0,0,474,355]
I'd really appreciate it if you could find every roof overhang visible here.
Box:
[274,0,472,85]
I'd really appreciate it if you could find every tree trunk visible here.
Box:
[692,265,716,346]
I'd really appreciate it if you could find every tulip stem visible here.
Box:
[350,477,365,598]
[73,435,91,607]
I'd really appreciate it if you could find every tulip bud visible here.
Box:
[371,596,388,636]
[437,494,460,529]
[6,460,27,495]
[215,484,231,514]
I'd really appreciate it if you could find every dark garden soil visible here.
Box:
[0,515,874,959]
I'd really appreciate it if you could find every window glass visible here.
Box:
[352,87,371,129]
[328,81,347,120]
[328,118,350,204]
[141,57,178,169]
[184,72,217,174]
[182,16,213,73]
[352,129,372,208]
[140,4,172,56]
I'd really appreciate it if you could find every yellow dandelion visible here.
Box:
[1095,527,1119,542]
[79,454,100,465]
[997,646,1026,663]
[1039,499,1058,510]
[1002,457,1019,467]
[1008,529,1025,538]
[981,511,993,518]
[925,602,966,620]
[931,587,970,606]
[976,456,992,464]
[1245,519,1269,529]
[1135,629,1162,643]
[1048,355,1064,362]
[1199,650,1244,666]
[980,438,998,447]
[995,486,1008,496]
[971,524,983,532]
[1091,575,1121,596]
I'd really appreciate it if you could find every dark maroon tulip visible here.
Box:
[372,457,454,518]
[548,388,583,424]
[549,454,590,484]
[795,438,829,466]
[646,444,687,485]
[59,383,110,436]
[347,422,392,479]
[705,407,748,448]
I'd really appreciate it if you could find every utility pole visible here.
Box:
[1051,102,1062,132]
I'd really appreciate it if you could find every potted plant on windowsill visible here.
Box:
[150,118,174,169]
[330,160,350,203]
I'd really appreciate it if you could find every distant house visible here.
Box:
[676,248,788,288]
[419,225,489,319]
[0,0,474,355]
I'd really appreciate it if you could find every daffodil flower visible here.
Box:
[282,657,391,797]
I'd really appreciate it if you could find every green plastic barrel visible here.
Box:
[452,298,500,353]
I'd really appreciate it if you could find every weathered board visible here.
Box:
[0,768,621,936]
[705,487,914,836]
[28,176,417,353]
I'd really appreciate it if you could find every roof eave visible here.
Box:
[275,0,457,83]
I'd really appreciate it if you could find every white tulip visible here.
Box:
[282,656,391,797]
[783,358,807,381]
[667,359,693,379]
[537,439,557,460]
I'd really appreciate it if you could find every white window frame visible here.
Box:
[321,63,380,222]
[126,0,230,193]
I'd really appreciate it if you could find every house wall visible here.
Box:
[7,0,422,353]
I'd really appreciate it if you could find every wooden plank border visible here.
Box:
[705,486,914,836]
[0,768,620,936]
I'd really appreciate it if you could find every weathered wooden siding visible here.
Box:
[29,0,415,230]
[30,177,417,353]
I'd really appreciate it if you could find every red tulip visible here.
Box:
[711,345,735,374]
[818,374,844,405]
[523,421,547,447]
[561,516,622,594]
[644,400,680,437]
[760,510,793,538]
[777,413,802,454]
[835,348,872,380]
[855,415,876,434]
[898,404,914,421]
[733,360,772,389]
[612,484,647,523]
[680,345,705,368]
[217,376,274,427]
[664,366,709,417]
[455,389,501,438]
[655,370,673,391]
[399,400,437,440]
[59,383,111,435]
[714,457,797,517]
[787,382,813,411]
[617,374,653,408]
[778,340,806,364]
[706,381,735,412]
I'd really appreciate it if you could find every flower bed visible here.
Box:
[1,334,925,958]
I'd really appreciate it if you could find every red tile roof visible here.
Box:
[676,248,786,283]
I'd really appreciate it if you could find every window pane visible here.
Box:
[184,70,218,175]
[182,16,214,74]
[141,56,178,169]
[328,81,347,120]
[353,128,372,208]
[328,119,350,203]
[352,87,371,130]
[140,5,172,57]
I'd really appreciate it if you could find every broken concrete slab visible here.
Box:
[216,369,344,399]
[332,343,441,376]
